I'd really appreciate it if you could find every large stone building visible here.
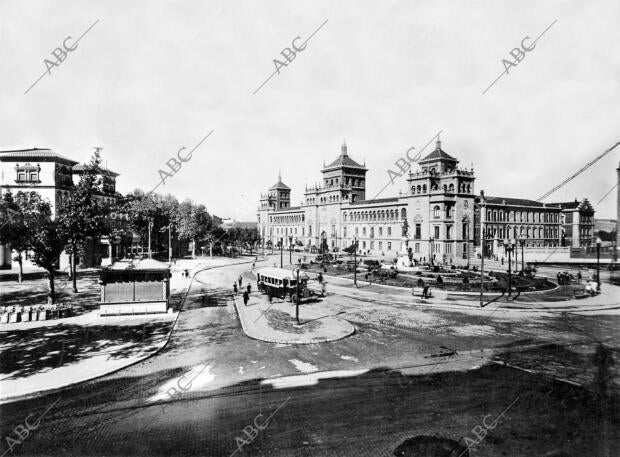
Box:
[258,139,598,264]
[258,140,477,263]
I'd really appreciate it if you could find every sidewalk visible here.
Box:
[233,293,355,344]
[0,310,177,403]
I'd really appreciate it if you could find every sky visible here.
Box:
[1,0,618,220]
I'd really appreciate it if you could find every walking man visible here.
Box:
[243,290,249,306]
[233,283,238,294]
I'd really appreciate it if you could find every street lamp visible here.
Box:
[289,236,293,265]
[503,238,516,296]
[596,237,602,288]
[518,237,526,274]
[280,237,283,268]
[429,236,434,265]
[353,236,358,287]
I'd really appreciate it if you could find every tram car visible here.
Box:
[256,267,314,303]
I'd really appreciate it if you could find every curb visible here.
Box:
[232,295,355,344]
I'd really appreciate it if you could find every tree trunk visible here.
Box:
[209,242,213,257]
[17,252,23,283]
[192,238,196,258]
[72,245,78,293]
[48,271,56,304]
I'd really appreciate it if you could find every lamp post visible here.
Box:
[429,236,434,265]
[295,267,300,324]
[503,238,516,296]
[353,236,358,287]
[148,219,154,259]
[596,237,602,288]
[289,236,293,265]
[518,237,526,273]
[280,237,283,268]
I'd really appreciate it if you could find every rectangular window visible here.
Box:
[415,243,420,252]
[355,227,359,236]
[387,227,392,236]
[434,226,440,239]
[378,242,382,250]
[370,241,374,249]
[446,243,452,253]
[362,227,366,236]
[362,241,366,249]
[379,227,383,236]
[446,225,452,240]
[387,242,392,250]
[415,224,421,239]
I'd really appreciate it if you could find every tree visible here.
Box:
[176,200,211,258]
[21,199,67,303]
[57,151,110,292]
[0,192,27,282]
[241,228,261,255]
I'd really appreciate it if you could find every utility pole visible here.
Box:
[353,237,358,287]
[168,223,173,264]
[295,268,300,324]
[280,237,283,268]
[479,197,486,307]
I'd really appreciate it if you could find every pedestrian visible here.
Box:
[577,271,582,283]
[318,272,323,283]
[233,283,238,294]
[557,272,562,285]
[184,269,189,278]
[247,284,251,294]
[252,262,255,269]
[267,289,272,303]
[243,290,249,306]
[423,285,430,298]
[501,257,504,265]
[238,275,243,287]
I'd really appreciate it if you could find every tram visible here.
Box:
[256,267,313,303]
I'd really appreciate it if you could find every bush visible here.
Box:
[417,278,424,287]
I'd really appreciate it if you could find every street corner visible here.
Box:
[232,294,355,344]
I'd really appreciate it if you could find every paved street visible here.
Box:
[0,255,618,456]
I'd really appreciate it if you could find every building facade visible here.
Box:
[0,147,126,268]
[258,140,477,264]
[258,139,597,264]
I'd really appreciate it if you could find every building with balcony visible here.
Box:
[0,147,126,269]
[257,139,477,263]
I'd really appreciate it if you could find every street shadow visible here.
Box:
[0,321,173,379]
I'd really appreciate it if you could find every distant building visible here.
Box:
[220,220,258,231]
[548,199,595,248]
[473,193,563,258]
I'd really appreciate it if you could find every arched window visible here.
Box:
[448,183,454,193]
[401,208,407,219]
[422,184,427,193]
[417,185,421,193]
[434,206,440,218]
